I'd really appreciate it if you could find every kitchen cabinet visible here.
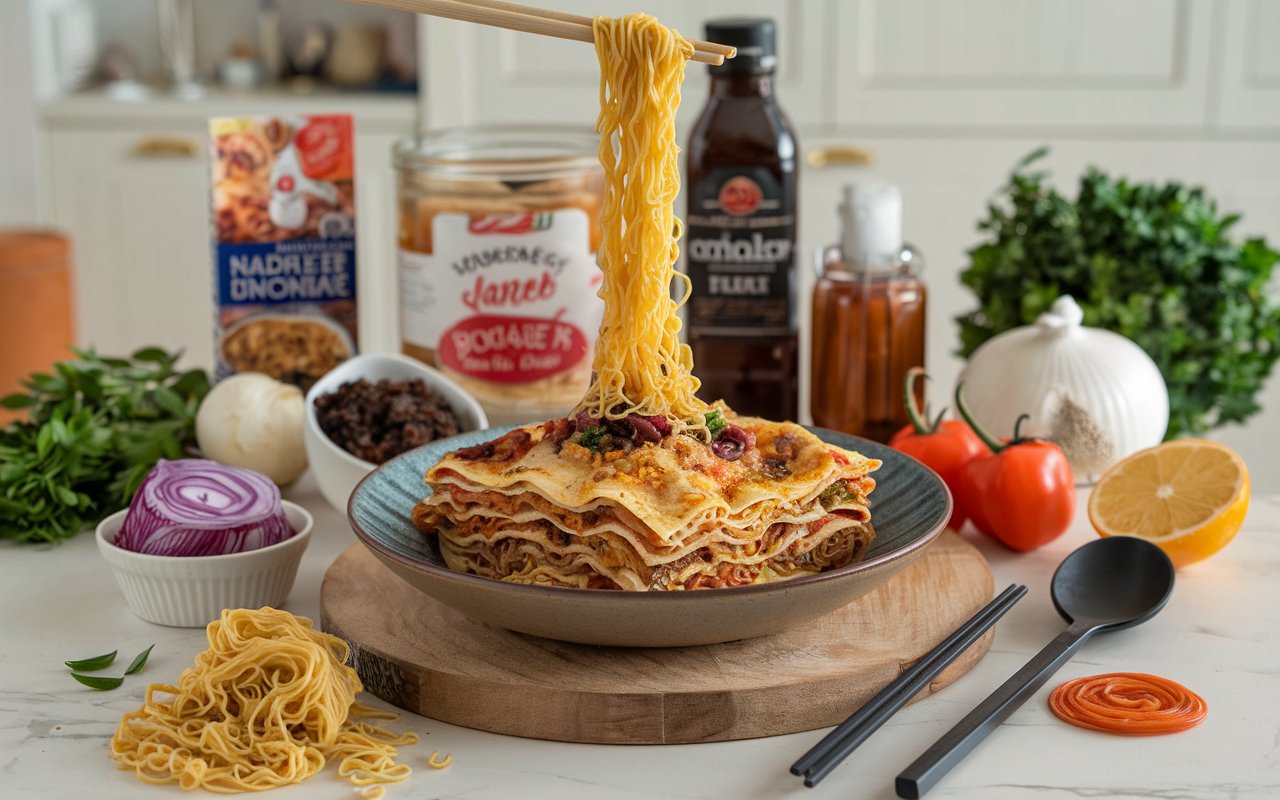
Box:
[42,93,415,369]
[418,0,827,129]
[421,0,1228,133]
[1214,0,1280,129]
[830,0,1214,130]
[47,129,213,366]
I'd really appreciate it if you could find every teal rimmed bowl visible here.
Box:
[347,427,951,647]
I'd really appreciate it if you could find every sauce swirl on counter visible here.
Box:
[1048,672,1207,735]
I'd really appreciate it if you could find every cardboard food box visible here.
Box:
[209,114,357,390]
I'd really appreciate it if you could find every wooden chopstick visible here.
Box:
[344,0,735,64]
[461,0,736,58]
[790,584,1028,787]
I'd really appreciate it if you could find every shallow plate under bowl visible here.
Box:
[347,427,951,647]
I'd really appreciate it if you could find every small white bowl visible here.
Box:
[96,501,313,627]
[304,353,488,513]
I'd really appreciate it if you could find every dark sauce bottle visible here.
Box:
[684,17,799,420]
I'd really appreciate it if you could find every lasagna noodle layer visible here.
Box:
[439,517,876,590]
[414,477,872,568]
[415,418,881,591]
[423,418,877,543]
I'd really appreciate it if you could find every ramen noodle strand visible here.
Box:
[576,14,711,437]
[110,607,418,792]
[1048,673,1207,735]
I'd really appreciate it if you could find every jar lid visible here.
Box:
[394,126,601,182]
[0,230,70,274]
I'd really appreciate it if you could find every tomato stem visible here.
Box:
[931,405,949,434]
[904,367,932,435]
[1011,413,1031,444]
[955,382,1006,453]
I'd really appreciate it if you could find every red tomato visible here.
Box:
[890,419,989,531]
[953,384,1076,551]
[956,439,1076,551]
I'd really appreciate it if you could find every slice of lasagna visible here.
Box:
[412,412,879,591]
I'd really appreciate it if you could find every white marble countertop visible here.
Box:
[2,476,1277,800]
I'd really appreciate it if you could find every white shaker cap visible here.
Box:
[840,183,903,265]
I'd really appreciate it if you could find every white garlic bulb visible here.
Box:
[956,296,1168,481]
[196,373,308,486]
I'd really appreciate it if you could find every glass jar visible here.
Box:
[810,244,926,442]
[394,126,604,425]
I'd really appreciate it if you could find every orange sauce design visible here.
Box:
[1049,673,1207,735]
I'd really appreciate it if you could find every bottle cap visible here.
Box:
[704,18,777,75]
[839,183,903,266]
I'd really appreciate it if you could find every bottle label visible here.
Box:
[398,209,602,385]
[684,166,795,336]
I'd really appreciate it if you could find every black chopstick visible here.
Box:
[791,583,1027,787]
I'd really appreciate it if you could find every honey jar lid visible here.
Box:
[839,184,903,267]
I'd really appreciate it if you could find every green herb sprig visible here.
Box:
[65,650,117,671]
[956,149,1280,438]
[0,348,209,543]
[67,644,153,691]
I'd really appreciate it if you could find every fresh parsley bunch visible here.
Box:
[0,348,209,543]
[956,148,1280,439]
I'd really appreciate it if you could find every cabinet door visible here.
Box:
[48,130,215,368]
[1214,0,1280,129]
[418,0,827,129]
[831,0,1215,130]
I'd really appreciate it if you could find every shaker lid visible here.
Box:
[839,183,903,266]
[704,18,777,75]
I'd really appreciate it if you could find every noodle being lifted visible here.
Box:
[412,13,880,591]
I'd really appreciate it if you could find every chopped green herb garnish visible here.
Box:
[64,650,117,671]
[577,426,607,452]
[124,644,155,675]
[70,673,124,691]
[820,482,856,509]
[705,410,727,437]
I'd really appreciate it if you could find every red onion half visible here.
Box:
[116,459,292,556]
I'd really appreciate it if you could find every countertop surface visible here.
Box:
[1,476,1276,800]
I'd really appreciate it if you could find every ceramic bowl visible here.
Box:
[304,353,488,513]
[348,427,951,647]
[97,501,313,627]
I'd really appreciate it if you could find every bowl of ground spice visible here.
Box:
[305,354,487,512]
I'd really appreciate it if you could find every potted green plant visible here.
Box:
[956,149,1280,439]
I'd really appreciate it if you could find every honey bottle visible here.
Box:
[811,184,926,441]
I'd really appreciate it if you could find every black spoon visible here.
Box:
[895,536,1176,799]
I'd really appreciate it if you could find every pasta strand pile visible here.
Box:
[577,14,711,437]
[110,607,417,793]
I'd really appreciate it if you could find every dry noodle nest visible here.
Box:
[110,607,417,792]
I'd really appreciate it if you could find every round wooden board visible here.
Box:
[320,531,994,744]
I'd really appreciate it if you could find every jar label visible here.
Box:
[684,166,795,335]
[399,209,602,385]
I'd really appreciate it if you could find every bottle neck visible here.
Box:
[709,72,775,98]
